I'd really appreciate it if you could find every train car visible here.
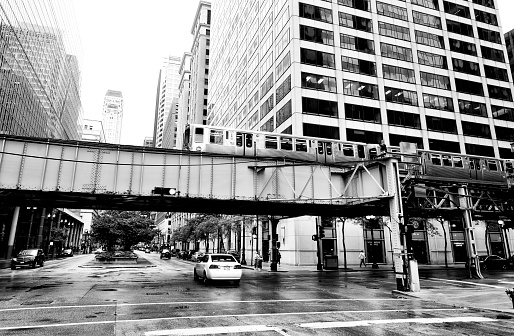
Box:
[420,150,507,183]
[183,124,379,164]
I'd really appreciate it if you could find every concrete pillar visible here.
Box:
[36,208,46,248]
[6,206,20,259]
[270,218,279,271]
[409,260,420,292]
[458,186,482,279]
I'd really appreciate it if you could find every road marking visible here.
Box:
[498,281,514,285]
[428,278,503,289]
[0,298,402,313]
[0,308,467,331]
[300,316,495,329]
[145,325,284,335]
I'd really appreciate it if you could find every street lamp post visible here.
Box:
[240,220,247,265]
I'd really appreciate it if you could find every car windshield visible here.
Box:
[211,255,237,262]
[162,249,170,253]
[19,250,37,256]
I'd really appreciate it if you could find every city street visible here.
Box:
[0,252,513,335]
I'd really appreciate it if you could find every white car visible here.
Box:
[194,253,242,285]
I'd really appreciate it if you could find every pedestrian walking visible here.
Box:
[358,250,366,267]
[254,251,263,270]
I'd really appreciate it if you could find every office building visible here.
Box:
[153,56,181,148]
[102,90,123,144]
[175,53,192,149]
[143,136,154,147]
[82,119,106,143]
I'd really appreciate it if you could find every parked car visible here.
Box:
[193,253,242,285]
[61,249,73,257]
[160,249,171,259]
[11,249,45,270]
[467,255,511,270]
[191,251,205,262]
[226,250,240,262]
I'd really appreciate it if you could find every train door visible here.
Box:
[316,141,333,163]
[468,158,483,180]
[235,132,254,156]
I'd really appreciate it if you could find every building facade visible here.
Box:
[153,56,181,148]
[204,0,514,266]
[175,53,192,149]
[82,119,106,143]
[102,90,123,144]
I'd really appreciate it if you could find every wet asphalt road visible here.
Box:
[0,252,514,335]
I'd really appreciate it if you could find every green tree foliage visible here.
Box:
[91,210,158,251]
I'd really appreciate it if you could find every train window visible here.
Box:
[317,142,324,154]
[453,157,464,168]
[469,158,481,170]
[245,134,253,148]
[209,130,223,144]
[194,127,204,142]
[431,154,441,165]
[357,145,365,158]
[487,160,498,171]
[236,133,243,147]
[281,137,293,151]
[296,139,308,152]
[442,155,452,167]
[326,143,333,155]
[342,144,355,157]
[506,161,514,173]
[265,136,278,149]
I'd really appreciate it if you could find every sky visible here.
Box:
[72,0,200,145]
[71,0,514,146]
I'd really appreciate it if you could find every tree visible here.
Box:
[91,210,158,251]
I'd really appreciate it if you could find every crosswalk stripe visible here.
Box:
[145,325,280,335]
[300,316,495,329]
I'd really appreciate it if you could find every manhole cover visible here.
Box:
[22,300,53,305]
[146,292,168,295]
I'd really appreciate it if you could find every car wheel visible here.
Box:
[202,272,209,285]
[10,264,16,270]
[194,270,199,281]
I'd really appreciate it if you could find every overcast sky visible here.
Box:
[72,0,514,146]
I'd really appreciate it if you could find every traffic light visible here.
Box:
[152,187,177,196]
[319,226,325,239]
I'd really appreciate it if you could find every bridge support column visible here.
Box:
[384,158,411,291]
[458,186,482,279]
[36,208,46,248]
[6,206,20,260]
[270,218,280,271]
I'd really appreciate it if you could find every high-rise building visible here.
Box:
[82,119,106,143]
[0,5,83,140]
[153,56,181,148]
[102,90,123,144]
[162,97,179,149]
[210,0,514,160]
[143,136,154,147]
[505,28,514,88]
[175,53,192,149]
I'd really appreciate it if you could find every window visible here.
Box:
[462,121,492,138]
[261,118,275,133]
[299,3,332,23]
[465,143,495,157]
[385,87,418,106]
[426,116,458,134]
[345,103,381,123]
[387,110,421,129]
[488,85,513,101]
[492,105,514,122]
[381,43,413,62]
[389,134,424,149]
[415,30,444,48]
[261,73,274,97]
[342,56,377,76]
[346,129,383,144]
[338,12,373,32]
[300,48,335,68]
[301,72,337,92]
[449,38,477,56]
[484,65,509,82]
[276,100,292,127]
[446,20,474,37]
[418,50,447,69]
[276,52,291,79]
[302,97,338,117]
[303,123,340,139]
[423,93,454,111]
[411,0,439,10]
[340,34,375,53]
[472,0,495,9]
[260,94,275,119]
[481,46,504,62]
[429,139,461,153]
[412,11,441,29]
[300,25,334,45]
[458,100,488,117]
[495,126,514,142]
[420,72,451,90]
[277,75,292,104]
[378,22,410,41]
[452,58,480,76]
[383,64,416,83]
[343,80,379,100]
[455,79,484,96]
[376,2,408,21]
[478,27,502,44]
[338,0,371,12]
[474,9,498,26]
[443,1,471,19]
